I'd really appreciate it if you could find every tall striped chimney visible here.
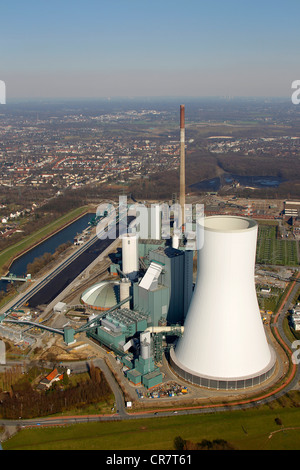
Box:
[179,105,185,226]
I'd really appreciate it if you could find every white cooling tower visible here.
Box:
[121,233,139,280]
[171,216,276,390]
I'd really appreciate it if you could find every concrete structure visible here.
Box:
[150,246,193,324]
[0,324,23,344]
[53,302,67,315]
[87,308,148,353]
[121,233,139,280]
[284,201,300,218]
[291,306,300,331]
[171,216,276,390]
[120,278,131,309]
[63,327,76,345]
[81,281,120,311]
[134,204,162,240]
[179,105,185,225]
[138,239,165,266]
[124,332,163,389]
[134,246,193,326]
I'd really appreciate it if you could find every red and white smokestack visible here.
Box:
[179,105,185,226]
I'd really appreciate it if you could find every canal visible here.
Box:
[0,212,95,293]
[8,216,134,309]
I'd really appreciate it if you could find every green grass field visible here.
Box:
[3,405,300,450]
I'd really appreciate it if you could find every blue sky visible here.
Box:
[1,0,299,98]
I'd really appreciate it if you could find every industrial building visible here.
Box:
[86,308,148,355]
[284,201,300,218]
[291,305,300,331]
[121,332,163,389]
[133,245,193,326]
[80,198,194,389]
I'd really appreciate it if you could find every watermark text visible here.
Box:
[0,80,6,104]
[95,196,204,249]
[291,80,300,105]
[0,340,6,365]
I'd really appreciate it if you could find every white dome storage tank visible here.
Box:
[121,233,139,281]
[81,281,119,311]
[170,215,276,390]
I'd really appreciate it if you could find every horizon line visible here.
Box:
[2,95,292,104]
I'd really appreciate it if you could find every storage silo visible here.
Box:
[121,233,139,280]
[170,216,276,390]
[120,278,131,309]
[140,331,152,360]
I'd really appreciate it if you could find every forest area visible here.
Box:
[0,363,113,419]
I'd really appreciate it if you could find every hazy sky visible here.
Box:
[1,0,299,99]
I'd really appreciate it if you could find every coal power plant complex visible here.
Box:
[80,210,277,391]
[44,208,277,392]
[0,106,281,397]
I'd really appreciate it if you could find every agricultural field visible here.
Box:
[256,225,299,266]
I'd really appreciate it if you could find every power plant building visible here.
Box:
[87,308,148,354]
[123,332,163,388]
[133,246,193,326]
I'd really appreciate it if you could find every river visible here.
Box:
[190,174,285,192]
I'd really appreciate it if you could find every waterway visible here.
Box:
[28,227,120,308]
[27,217,133,308]
[190,174,285,192]
[0,212,95,293]
[3,216,134,308]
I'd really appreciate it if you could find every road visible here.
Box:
[271,270,300,394]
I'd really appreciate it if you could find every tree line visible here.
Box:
[26,241,72,276]
[174,435,236,451]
